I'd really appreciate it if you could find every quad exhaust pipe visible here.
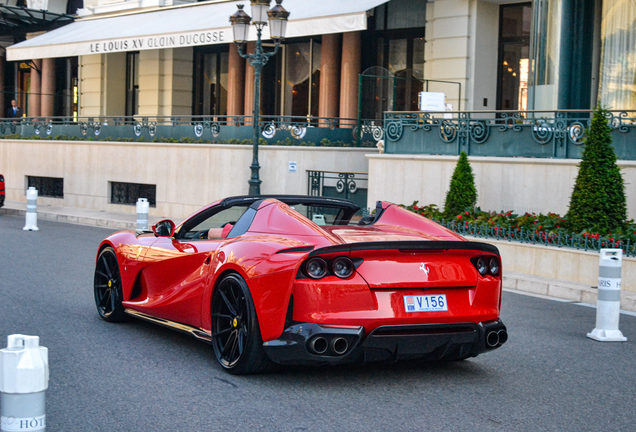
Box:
[486,330,508,348]
[486,331,499,348]
[309,337,328,354]
[497,329,508,345]
[308,336,349,356]
[330,337,348,355]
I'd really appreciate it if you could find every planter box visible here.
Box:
[470,236,636,293]
[469,236,636,311]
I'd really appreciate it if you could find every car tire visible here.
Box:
[211,273,273,375]
[94,246,127,322]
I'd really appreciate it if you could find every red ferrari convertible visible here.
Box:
[94,195,507,374]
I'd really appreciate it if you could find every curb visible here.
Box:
[504,272,636,312]
[1,204,138,230]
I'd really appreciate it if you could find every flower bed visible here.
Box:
[403,202,636,257]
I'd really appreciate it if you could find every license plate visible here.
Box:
[404,294,448,312]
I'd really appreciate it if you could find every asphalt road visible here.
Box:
[1,214,635,432]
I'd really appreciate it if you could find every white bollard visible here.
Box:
[587,249,627,342]
[23,187,39,231]
[0,335,49,431]
[136,198,149,231]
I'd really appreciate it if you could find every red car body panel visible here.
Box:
[96,196,506,365]
[0,174,5,208]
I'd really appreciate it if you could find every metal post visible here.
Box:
[249,30,263,196]
[23,187,39,231]
[0,335,49,432]
[237,27,281,196]
[357,74,363,147]
[587,249,627,342]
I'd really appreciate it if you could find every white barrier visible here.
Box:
[22,187,39,231]
[136,198,149,230]
[0,335,49,431]
[587,249,627,342]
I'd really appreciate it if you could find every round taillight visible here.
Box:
[489,257,500,276]
[476,257,488,276]
[332,257,354,279]
[306,257,327,279]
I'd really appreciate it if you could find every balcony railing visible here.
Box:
[307,170,369,212]
[383,110,636,160]
[0,115,382,147]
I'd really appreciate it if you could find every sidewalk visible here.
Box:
[2,199,635,313]
[0,200,171,231]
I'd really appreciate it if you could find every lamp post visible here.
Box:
[230,0,289,196]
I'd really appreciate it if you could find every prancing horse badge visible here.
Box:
[419,263,429,275]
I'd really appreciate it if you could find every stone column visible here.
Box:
[243,42,256,126]
[29,59,42,118]
[319,33,341,126]
[41,58,56,117]
[339,32,361,128]
[227,46,245,123]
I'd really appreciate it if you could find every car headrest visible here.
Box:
[221,223,234,239]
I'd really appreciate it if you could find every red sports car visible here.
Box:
[94,195,507,374]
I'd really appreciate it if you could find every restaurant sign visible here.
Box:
[89,29,230,54]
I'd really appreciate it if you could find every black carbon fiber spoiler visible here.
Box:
[307,241,500,256]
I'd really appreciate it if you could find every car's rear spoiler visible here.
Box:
[308,241,500,256]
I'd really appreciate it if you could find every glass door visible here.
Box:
[496,3,532,111]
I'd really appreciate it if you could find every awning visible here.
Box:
[0,5,74,38]
[7,0,389,61]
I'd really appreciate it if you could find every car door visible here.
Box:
[137,205,249,328]
[141,237,222,328]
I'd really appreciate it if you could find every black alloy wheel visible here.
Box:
[211,274,272,374]
[94,247,126,322]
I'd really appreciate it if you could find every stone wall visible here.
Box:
[367,154,636,219]
[0,140,371,219]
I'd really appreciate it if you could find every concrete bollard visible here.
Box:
[136,198,149,230]
[0,335,49,431]
[22,187,39,231]
[587,249,627,342]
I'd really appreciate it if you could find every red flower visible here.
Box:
[457,215,462,219]
[538,225,542,229]
[465,211,470,215]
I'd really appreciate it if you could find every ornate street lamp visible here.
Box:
[230,0,289,196]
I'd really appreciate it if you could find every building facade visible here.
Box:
[2,0,636,122]
[0,0,78,118]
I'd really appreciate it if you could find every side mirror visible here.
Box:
[152,219,175,237]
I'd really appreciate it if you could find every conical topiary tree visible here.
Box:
[566,106,627,234]
[444,151,478,217]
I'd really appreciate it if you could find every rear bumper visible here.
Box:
[263,319,507,365]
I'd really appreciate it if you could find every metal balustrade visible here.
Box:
[383,110,636,160]
[0,114,382,147]
[307,170,369,213]
[437,219,636,257]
